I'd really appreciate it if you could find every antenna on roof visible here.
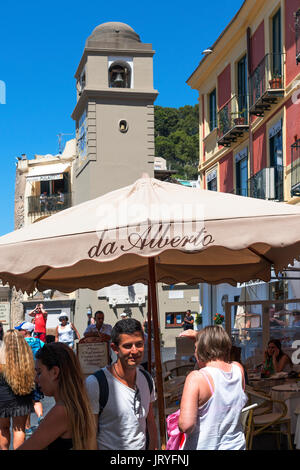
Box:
[57,133,74,155]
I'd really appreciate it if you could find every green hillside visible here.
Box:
[154,104,199,180]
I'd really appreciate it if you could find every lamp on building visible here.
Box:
[202,48,213,55]
[111,297,117,308]
[86,304,92,316]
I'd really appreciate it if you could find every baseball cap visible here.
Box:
[120,312,128,318]
[15,322,34,332]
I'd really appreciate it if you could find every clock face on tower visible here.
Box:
[78,110,87,162]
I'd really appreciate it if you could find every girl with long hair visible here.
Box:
[0,330,35,449]
[178,326,248,450]
[262,338,293,376]
[17,342,97,450]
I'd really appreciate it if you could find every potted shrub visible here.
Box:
[232,109,246,126]
[269,73,282,89]
[195,313,203,330]
[213,313,224,325]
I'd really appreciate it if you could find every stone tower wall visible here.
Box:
[10,166,26,326]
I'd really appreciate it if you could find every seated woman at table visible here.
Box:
[262,339,293,377]
[178,326,248,450]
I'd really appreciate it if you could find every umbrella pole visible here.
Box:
[147,285,152,373]
[148,257,166,450]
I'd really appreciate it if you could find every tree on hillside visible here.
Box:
[154,104,199,180]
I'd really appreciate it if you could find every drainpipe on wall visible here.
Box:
[247,27,254,179]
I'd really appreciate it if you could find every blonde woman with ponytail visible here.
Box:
[18,342,97,450]
[0,330,35,449]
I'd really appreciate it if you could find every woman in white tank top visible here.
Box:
[55,314,80,349]
[178,326,248,450]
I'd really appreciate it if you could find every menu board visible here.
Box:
[77,342,109,375]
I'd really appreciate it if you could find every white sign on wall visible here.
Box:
[168,290,184,299]
[0,302,10,328]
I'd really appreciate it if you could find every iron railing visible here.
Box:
[248,166,284,201]
[249,53,285,110]
[291,139,300,196]
[28,193,72,215]
[217,94,249,141]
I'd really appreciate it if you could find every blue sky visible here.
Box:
[0,0,244,236]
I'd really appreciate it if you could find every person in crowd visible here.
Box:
[55,314,80,349]
[83,310,112,342]
[178,326,248,450]
[40,192,48,212]
[85,318,158,450]
[182,309,194,331]
[17,342,97,450]
[0,330,35,450]
[0,322,3,341]
[14,322,45,435]
[87,311,96,327]
[120,312,129,320]
[292,310,300,327]
[262,338,293,377]
[269,307,287,327]
[29,303,47,343]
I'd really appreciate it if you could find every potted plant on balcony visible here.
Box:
[232,109,246,126]
[269,73,282,89]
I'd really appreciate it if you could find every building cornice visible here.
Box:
[187,0,265,89]
[71,88,159,121]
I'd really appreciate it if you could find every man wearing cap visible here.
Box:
[120,312,129,320]
[28,303,48,343]
[83,311,112,342]
[15,322,45,434]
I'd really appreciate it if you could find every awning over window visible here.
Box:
[26,163,70,182]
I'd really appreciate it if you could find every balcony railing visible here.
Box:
[28,193,72,216]
[249,53,285,116]
[217,94,249,147]
[248,166,284,201]
[291,139,300,196]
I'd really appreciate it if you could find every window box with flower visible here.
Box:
[213,313,224,325]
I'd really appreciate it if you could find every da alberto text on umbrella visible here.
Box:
[88,224,215,258]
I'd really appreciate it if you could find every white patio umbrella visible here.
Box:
[1,174,300,447]
[0,174,300,293]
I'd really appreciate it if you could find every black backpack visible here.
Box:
[93,366,154,415]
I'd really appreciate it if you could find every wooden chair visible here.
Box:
[241,403,258,449]
[168,363,195,378]
[245,386,293,450]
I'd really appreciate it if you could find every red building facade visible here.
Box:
[188,0,300,203]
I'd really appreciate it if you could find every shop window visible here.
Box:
[165,312,185,328]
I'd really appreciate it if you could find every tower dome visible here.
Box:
[87,22,141,46]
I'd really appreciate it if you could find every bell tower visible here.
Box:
[71,22,158,204]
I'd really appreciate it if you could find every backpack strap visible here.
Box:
[139,367,154,395]
[93,369,109,415]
